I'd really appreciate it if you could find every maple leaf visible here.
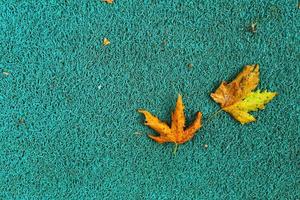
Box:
[102,0,114,4]
[138,95,202,145]
[210,64,277,124]
[103,38,110,46]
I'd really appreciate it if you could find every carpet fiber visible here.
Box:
[0,0,299,199]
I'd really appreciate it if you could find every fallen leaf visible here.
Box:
[103,0,113,4]
[103,38,110,46]
[210,64,277,124]
[138,95,202,145]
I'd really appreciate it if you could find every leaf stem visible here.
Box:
[205,109,222,124]
[173,143,179,155]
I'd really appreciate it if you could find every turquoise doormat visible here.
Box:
[0,1,299,199]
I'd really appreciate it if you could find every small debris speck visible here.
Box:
[203,144,208,148]
[17,118,26,127]
[3,71,10,76]
[187,63,193,68]
[98,85,102,90]
[18,118,25,124]
[247,22,257,34]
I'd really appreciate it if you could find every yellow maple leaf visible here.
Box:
[103,38,110,46]
[138,95,202,146]
[210,64,277,124]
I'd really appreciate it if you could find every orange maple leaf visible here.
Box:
[211,64,277,124]
[138,95,202,146]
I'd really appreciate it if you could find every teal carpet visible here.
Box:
[0,0,299,199]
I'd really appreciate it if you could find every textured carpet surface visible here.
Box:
[0,0,299,199]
